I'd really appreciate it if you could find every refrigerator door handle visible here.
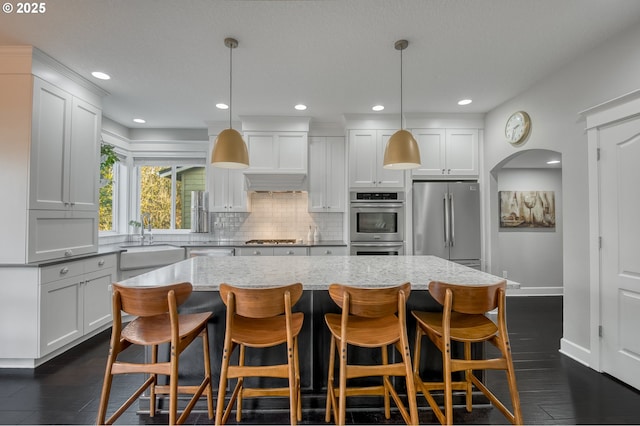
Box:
[450,193,455,247]
[443,193,450,246]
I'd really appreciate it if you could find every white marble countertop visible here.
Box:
[117,255,518,291]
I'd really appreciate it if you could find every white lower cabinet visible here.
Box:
[309,246,349,256]
[235,247,274,256]
[40,254,115,356]
[236,246,346,256]
[273,247,308,256]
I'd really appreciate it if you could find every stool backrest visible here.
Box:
[112,282,193,317]
[428,280,505,314]
[328,282,411,318]
[219,283,303,318]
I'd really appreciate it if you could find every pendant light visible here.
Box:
[212,37,249,169]
[383,39,421,170]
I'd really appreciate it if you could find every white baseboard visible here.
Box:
[559,338,592,367]
[506,286,563,296]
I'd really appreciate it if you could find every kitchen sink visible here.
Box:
[119,244,186,270]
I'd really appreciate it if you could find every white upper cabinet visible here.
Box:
[308,136,345,212]
[0,47,105,264]
[348,129,404,188]
[209,167,248,212]
[245,131,308,172]
[30,78,101,211]
[412,128,478,177]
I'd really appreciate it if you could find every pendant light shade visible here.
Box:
[212,37,249,169]
[212,128,249,168]
[383,129,420,169]
[383,39,421,170]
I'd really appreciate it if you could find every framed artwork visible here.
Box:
[499,191,555,229]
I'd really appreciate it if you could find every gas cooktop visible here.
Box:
[244,239,297,245]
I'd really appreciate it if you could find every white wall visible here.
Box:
[496,168,563,295]
[483,23,640,366]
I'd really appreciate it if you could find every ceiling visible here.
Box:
[2,0,640,130]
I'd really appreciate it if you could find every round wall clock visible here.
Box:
[505,111,531,145]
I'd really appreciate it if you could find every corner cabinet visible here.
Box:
[308,136,345,212]
[348,129,404,188]
[411,128,478,177]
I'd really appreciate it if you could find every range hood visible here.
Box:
[243,172,308,192]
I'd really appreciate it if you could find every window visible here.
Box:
[138,165,206,230]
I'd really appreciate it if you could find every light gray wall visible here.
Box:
[483,22,640,364]
[496,168,563,294]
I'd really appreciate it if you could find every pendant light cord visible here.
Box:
[400,46,403,130]
[229,42,233,129]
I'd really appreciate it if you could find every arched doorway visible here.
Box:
[487,149,563,295]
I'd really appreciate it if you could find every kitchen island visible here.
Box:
[116,255,514,414]
[118,254,516,291]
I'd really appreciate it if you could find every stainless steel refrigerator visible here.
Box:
[412,182,481,268]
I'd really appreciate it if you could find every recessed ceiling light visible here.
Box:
[216,103,229,110]
[457,99,472,106]
[294,104,307,111]
[372,105,385,111]
[547,160,561,164]
[91,71,111,80]
[133,118,146,124]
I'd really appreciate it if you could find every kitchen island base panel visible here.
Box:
[135,289,487,413]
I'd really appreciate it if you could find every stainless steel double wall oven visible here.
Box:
[349,191,405,255]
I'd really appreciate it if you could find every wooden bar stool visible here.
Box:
[324,282,418,425]
[412,280,523,425]
[96,282,214,425]
[215,283,304,425]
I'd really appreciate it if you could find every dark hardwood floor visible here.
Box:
[1,296,639,425]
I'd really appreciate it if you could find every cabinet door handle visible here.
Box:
[60,267,69,275]
[64,250,73,257]
[441,169,445,174]
[98,259,105,266]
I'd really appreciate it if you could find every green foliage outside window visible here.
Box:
[99,144,118,231]
[139,166,183,229]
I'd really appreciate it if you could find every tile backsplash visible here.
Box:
[211,192,343,242]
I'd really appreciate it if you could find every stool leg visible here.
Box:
[216,342,232,425]
[464,341,473,412]
[169,345,179,425]
[236,344,245,422]
[294,337,302,421]
[382,345,391,419]
[202,328,214,419]
[288,338,297,426]
[325,335,337,424]
[503,339,523,424]
[96,343,118,425]
[443,341,453,425]
[338,338,348,426]
[150,344,158,417]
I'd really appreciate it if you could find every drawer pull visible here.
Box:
[64,250,73,257]
[287,250,294,255]
[326,250,332,255]
[254,250,261,255]
[98,259,105,266]
[60,267,69,275]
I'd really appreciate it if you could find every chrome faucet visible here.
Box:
[141,213,153,244]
